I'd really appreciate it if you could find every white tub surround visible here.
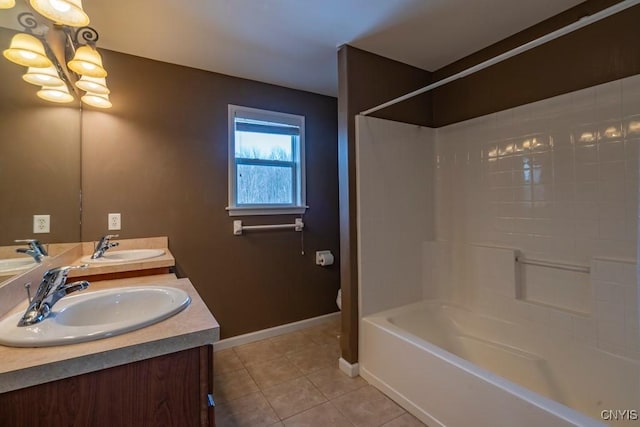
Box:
[361,301,639,427]
[356,115,435,317]
[356,74,640,427]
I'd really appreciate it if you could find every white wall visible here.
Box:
[356,115,434,316]
[433,74,640,360]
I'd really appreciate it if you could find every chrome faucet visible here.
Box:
[14,239,48,263]
[18,265,89,327]
[91,234,119,259]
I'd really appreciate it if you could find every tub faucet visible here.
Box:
[18,264,89,327]
[91,234,119,259]
[14,239,48,263]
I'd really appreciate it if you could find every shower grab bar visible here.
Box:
[515,256,590,274]
[233,218,304,236]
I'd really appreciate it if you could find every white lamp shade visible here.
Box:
[3,33,52,68]
[75,75,109,95]
[81,92,111,109]
[0,0,16,9]
[30,0,89,27]
[23,65,65,87]
[37,84,74,103]
[67,46,107,77]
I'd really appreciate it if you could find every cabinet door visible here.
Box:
[0,345,214,427]
[201,344,215,426]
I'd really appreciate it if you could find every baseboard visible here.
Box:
[338,357,360,377]
[214,311,340,351]
[360,366,444,427]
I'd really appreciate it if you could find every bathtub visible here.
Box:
[360,300,640,427]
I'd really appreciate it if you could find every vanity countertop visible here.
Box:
[67,236,175,278]
[0,275,219,394]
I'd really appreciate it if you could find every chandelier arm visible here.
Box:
[17,12,38,33]
[73,26,99,47]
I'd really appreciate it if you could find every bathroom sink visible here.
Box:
[0,258,39,275]
[0,286,190,347]
[81,248,165,264]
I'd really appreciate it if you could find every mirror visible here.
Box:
[0,22,82,283]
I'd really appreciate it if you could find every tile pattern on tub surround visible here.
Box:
[432,74,640,360]
[436,75,640,264]
[214,318,427,427]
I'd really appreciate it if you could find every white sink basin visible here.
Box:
[0,286,190,347]
[0,257,39,275]
[81,249,165,264]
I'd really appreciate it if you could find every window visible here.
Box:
[227,105,307,216]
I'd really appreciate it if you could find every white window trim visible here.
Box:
[227,104,308,216]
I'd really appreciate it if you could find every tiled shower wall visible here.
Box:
[432,75,640,359]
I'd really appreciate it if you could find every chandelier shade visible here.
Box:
[81,92,112,109]
[30,0,90,27]
[67,45,107,77]
[75,75,110,94]
[3,33,52,67]
[23,65,66,87]
[0,0,16,9]
[37,84,74,103]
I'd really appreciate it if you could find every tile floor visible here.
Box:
[213,317,427,427]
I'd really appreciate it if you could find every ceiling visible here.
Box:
[2,0,586,96]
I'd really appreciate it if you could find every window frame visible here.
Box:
[227,104,307,216]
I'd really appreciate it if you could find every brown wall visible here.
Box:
[81,50,339,338]
[338,0,640,363]
[0,27,81,246]
[337,46,432,362]
[431,0,640,126]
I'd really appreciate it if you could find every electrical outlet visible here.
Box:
[33,215,50,234]
[108,213,121,231]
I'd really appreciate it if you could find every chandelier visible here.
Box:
[1,0,112,108]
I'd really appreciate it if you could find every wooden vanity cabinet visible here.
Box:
[0,345,215,427]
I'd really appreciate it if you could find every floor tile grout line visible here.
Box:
[257,390,282,423]
[330,390,361,426]
[243,355,306,391]
[382,412,404,427]
[277,397,327,422]
[278,399,357,426]
[237,347,304,422]
[215,321,348,425]
[325,400,358,427]
[272,368,332,421]
[255,340,332,421]
[258,374,329,420]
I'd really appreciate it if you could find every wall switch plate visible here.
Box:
[33,215,50,234]
[108,213,121,231]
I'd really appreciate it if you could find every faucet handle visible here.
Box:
[44,264,88,280]
[94,234,119,249]
[42,264,87,290]
[46,264,89,275]
[15,239,39,244]
[14,239,48,260]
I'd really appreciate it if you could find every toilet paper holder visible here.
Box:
[316,250,334,266]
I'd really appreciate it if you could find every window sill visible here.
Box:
[226,205,308,217]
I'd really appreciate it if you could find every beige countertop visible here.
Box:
[67,251,175,277]
[67,236,175,278]
[0,274,219,394]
